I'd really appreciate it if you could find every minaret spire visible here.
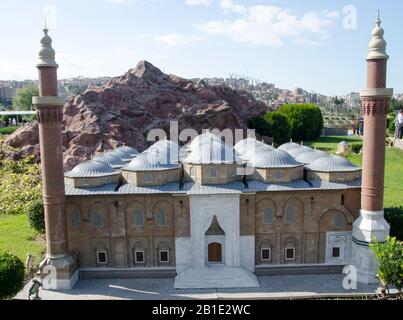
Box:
[352,13,393,284]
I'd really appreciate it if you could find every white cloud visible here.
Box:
[154,33,202,47]
[219,0,246,14]
[185,0,212,6]
[197,5,339,47]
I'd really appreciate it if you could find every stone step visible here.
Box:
[174,266,260,289]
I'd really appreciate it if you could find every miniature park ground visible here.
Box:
[0,135,402,299]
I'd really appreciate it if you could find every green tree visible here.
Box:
[263,112,291,145]
[370,237,403,293]
[247,115,270,137]
[28,200,45,234]
[390,98,403,112]
[0,252,25,300]
[12,84,39,111]
[277,104,324,142]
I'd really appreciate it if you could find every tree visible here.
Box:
[263,112,291,145]
[370,237,403,293]
[0,252,25,300]
[28,200,45,234]
[247,115,270,137]
[277,104,323,142]
[390,98,403,113]
[12,84,39,111]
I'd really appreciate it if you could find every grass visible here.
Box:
[306,135,403,208]
[0,126,18,135]
[0,214,45,265]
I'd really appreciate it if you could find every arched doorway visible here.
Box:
[208,242,222,262]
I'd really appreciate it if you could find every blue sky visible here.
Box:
[0,0,401,95]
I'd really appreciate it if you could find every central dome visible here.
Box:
[125,148,180,171]
[247,149,302,168]
[183,139,238,164]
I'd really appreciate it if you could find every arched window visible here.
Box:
[155,208,166,226]
[263,208,273,224]
[210,167,218,178]
[133,210,144,227]
[71,211,80,229]
[285,206,296,224]
[144,173,153,184]
[334,213,344,228]
[92,211,103,228]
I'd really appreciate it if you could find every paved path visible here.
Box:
[16,274,381,300]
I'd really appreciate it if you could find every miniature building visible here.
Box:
[33,14,392,289]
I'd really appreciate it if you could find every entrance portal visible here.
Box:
[208,242,222,262]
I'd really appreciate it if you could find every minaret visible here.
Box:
[352,13,393,284]
[32,27,78,289]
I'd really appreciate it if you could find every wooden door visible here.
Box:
[208,242,222,262]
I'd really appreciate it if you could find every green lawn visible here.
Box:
[306,135,403,208]
[0,214,45,265]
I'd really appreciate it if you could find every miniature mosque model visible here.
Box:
[32,15,393,289]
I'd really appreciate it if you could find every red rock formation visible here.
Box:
[2,61,268,170]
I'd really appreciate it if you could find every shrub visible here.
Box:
[0,126,18,135]
[0,157,42,216]
[248,112,292,145]
[277,104,323,141]
[370,237,403,292]
[0,252,25,300]
[28,200,45,234]
[350,143,363,154]
[385,207,403,241]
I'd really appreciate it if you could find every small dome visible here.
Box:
[278,142,301,152]
[234,138,272,158]
[93,153,126,169]
[183,139,239,164]
[116,145,139,157]
[124,148,180,171]
[294,150,330,165]
[146,139,180,163]
[107,149,134,162]
[286,146,315,158]
[247,149,302,168]
[65,160,117,178]
[187,132,223,151]
[241,143,272,161]
[307,156,360,172]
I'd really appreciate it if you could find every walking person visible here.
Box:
[397,109,403,139]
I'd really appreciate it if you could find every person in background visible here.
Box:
[396,109,403,139]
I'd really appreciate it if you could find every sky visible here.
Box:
[0,0,401,96]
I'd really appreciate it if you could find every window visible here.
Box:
[190,167,196,178]
[263,208,273,224]
[332,247,340,258]
[144,173,153,184]
[134,210,144,227]
[334,214,344,228]
[261,248,271,261]
[71,211,80,229]
[155,208,166,226]
[92,211,103,228]
[341,194,345,206]
[159,250,169,263]
[97,251,107,264]
[285,207,296,224]
[135,251,145,263]
[285,247,295,260]
[274,171,283,180]
[210,167,218,178]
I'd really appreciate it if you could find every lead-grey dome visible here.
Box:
[234,138,272,160]
[294,150,330,165]
[93,153,126,169]
[278,142,301,152]
[65,160,117,178]
[146,139,180,163]
[307,156,361,172]
[107,149,134,162]
[247,149,302,168]
[183,139,239,164]
[286,146,315,158]
[187,132,223,151]
[116,145,139,157]
[124,148,180,171]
